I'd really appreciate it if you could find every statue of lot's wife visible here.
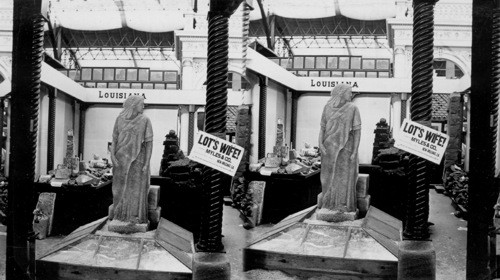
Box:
[317,84,361,222]
[109,95,153,232]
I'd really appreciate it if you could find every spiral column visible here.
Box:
[0,98,4,168]
[488,2,500,276]
[188,108,195,154]
[400,98,407,126]
[491,5,500,177]
[290,91,297,149]
[8,2,44,278]
[258,75,267,160]
[403,0,437,240]
[241,3,250,77]
[47,88,56,172]
[78,103,88,159]
[196,0,242,253]
[466,1,496,278]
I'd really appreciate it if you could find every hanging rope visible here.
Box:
[404,0,437,240]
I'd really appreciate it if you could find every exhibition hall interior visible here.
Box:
[0,0,496,279]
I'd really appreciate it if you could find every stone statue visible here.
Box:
[316,84,361,222]
[109,95,153,233]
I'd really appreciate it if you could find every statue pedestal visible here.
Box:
[36,217,194,279]
[316,208,358,223]
[108,220,149,234]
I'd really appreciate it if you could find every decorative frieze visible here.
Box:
[404,47,412,62]
[178,35,244,59]
[193,60,207,75]
[397,46,471,78]
[392,25,471,48]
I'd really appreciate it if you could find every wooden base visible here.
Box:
[243,206,401,279]
[36,262,191,280]
[37,218,193,280]
[243,249,397,280]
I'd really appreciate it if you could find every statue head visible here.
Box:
[329,84,353,107]
[120,95,145,119]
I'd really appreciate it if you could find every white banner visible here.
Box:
[295,77,469,94]
[188,131,244,177]
[394,119,449,165]
[84,88,244,106]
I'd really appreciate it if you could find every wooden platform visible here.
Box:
[36,218,193,280]
[243,206,401,279]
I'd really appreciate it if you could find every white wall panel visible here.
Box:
[84,105,179,176]
[295,93,391,164]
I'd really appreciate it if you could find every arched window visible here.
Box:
[433,59,464,79]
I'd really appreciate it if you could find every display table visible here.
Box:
[34,176,199,237]
[244,170,321,224]
[33,181,113,235]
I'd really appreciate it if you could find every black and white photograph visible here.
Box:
[0,0,493,279]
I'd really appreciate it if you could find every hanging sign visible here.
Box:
[394,119,449,164]
[189,131,245,177]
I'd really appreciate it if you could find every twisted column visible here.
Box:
[258,76,267,159]
[0,98,4,169]
[403,0,437,240]
[7,8,44,278]
[196,9,230,253]
[188,110,195,154]
[465,1,496,278]
[491,6,500,174]
[290,91,297,149]
[47,88,56,172]
[401,99,407,126]
[28,14,43,174]
[241,3,250,77]
[78,103,88,159]
[485,0,500,275]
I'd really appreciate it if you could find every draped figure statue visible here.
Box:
[316,84,361,222]
[109,95,153,233]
